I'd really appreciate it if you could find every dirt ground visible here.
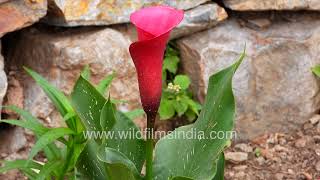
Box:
[224,115,320,180]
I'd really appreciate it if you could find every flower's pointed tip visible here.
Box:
[130,5,184,38]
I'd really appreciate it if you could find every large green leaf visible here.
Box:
[72,75,145,177]
[100,100,116,131]
[103,112,146,173]
[153,52,244,179]
[71,76,106,132]
[212,153,225,180]
[97,147,141,180]
[67,142,87,172]
[76,140,108,180]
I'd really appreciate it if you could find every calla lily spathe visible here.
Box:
[129,6,184,114]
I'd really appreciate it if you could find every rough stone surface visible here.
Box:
[171,3,227,39]
[0,127,26,155]
[309,114,320,125]
[7,26,140,127]
[45,0,210,26]
[223,0,320,11]
[115,3,227,41]
[225,152,248,162]
[234,143,253,153]
[177,13,320,140]
[0,42,7,112]
[0,0,47,37]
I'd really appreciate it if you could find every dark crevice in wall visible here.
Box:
[213,0,227,9]
[227,9,320,18]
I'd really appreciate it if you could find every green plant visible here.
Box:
[0,67,144,180]
[0,51,244,179]
[0,50,244,180]
[159,44,201,121]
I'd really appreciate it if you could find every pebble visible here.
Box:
[274,145,288,152]
[234,143,253,153]
[233,165,247,171]
[309,114,320,125]
[303,123,313,130]
[278,137,287,145]
[225,152,248,162]
[295,138,307,148]
[287,169,294,174]
[255,156,266,165]
[234,171,245,178]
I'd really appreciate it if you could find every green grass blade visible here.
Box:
[0,159,42,177]
[0,120,48,135]
[4,106,42,125]
[81,65,91,81]
[124,109,145,120]
[36,160,61,180]
[24,67,76,130]
[96,72,115,94]
[3,106,62,160]
[28,128,75,160]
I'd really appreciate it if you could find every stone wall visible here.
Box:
[0,1,320,157]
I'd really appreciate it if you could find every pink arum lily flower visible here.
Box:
[129,6,184,116]
[129,6,183,179]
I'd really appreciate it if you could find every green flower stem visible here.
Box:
[146,112,156,180]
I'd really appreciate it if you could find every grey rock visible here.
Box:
[234,143,253,153]
[294,136,313,148]
[171,3,228,39]
[309,114,320,125]
[7,27,140,127]
[0,0,47,37]
[223,0,320,11]
[177,13,320,140]
[0,127,26,155]
[233,165,247,171]
[255,156,265,165]
[0,42,7,112]
[45,0,210,26]
[225,152,248,162]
